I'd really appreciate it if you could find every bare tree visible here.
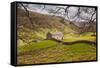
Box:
[17,3,97,34]
[46,6,96,34]
[18,3,34,28]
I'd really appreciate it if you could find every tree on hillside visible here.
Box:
[17,3,97,34]
[46,6,97,34]
[17,3,35,28]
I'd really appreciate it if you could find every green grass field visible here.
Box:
[17,40,58,54]
[17,39,96,65]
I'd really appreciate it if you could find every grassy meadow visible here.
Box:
[17,32,96,64]
[17,8,97,65]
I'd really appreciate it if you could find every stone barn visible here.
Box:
[46,32,63,40]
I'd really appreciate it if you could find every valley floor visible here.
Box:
[17,40,96,65]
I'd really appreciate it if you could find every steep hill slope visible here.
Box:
[17,8,74,45]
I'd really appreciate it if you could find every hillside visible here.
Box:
[17,8,74,45]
